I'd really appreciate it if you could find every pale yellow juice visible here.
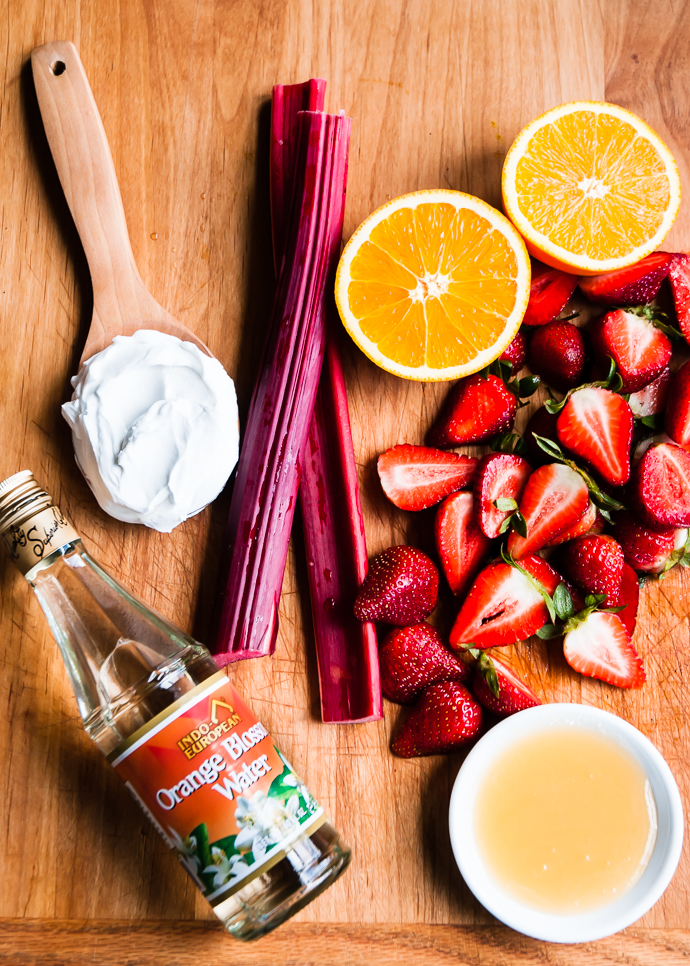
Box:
[474,728,657,913]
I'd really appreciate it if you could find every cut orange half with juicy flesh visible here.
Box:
[502,101,681,276]
[335,190,531,381]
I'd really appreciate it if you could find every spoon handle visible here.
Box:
[31,41,162,359]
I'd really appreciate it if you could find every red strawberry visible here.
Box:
[435,492,492,597]
[449,554,562,648]
[591,309,671,393]
[354,546,439,625]
[556,388,633,487]
[558,534,625,605]
[664,361,690,448]
[499,330,527,370]
[668,253,690,342]
[579,251,673,306]
[632,442,690,529]
[428,374,518,447]
[391,681,483,758]
[473,453,532,539]
[507,463,589,559]
[524,406,560,466]
[471,651,541,717]
[377,444,477,511]
[613,511,680,573]
[527,321,586,392]
[563,611,646,688]
[628,366,670,418]
[611,563,640,638]
[522,260,578,326]
[544,500,598,548]
[378,623,469,704]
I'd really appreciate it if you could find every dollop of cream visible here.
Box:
[62,330,239,533]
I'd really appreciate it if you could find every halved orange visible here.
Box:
[335,190,531,381]
[502,101,681,276]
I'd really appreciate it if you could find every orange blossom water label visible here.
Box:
[110,670,324,904]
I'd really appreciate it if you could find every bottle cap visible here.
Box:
[0,471,79,576]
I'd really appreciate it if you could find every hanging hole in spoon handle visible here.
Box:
[30,40,211,364]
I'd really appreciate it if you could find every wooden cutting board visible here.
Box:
[1,1,690,963]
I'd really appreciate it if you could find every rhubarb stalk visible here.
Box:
[271,81,381,723]
[212,109,350,662]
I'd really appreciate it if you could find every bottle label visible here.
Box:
[110,670,324,906]
[2,505,79,575]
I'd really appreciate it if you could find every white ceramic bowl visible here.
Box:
[449,703,684,943]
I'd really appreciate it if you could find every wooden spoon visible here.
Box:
[31,41,210,365]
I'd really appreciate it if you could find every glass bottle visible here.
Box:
[0,471,350,941]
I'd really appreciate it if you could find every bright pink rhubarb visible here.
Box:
[212,108,351,663]
[271,81,381,723]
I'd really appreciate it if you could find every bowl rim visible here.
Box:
[448,702,684,943]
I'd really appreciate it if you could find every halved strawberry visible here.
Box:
[664,361,690,448]
[611,563,640,638]
[435,492,492,597]
[632,442,690,529]
[522,260,578,326]
[556,388,633,487]
[591,309,672,393]
[391,681,483,758]
[449,554,562,648]
[377,444,477,511]
[507,463,589,559]
[544,500,598,548]
[667,253,690,342]
[558,534,625,605]
[579,251,673,306]
[428,374,518,447]
[499,330,527,370]
[613,511,679,573]
[379,623,469,704]
[354,546,439,625]
[471,651,541,717]
[563,611,646,688]
[473,453,532,539]
[629,366,671,418]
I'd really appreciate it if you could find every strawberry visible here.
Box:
[544,500,598,547]
[471,651,541,717]
[499,330,527,370]
[579,251,673,306]
[378,623,469,704]
[428,374,518,447]
[668,253,690,342]
[558,534,625,606]
[611,563,640,638]
[556,388,633,487]
[524,406,559,466]
[377,444,477,511]
[507,463,589,559]
[613,511,680,573]
[449,554,562,648]
[522,260,578,326]
[354,546,439,625]
[591,309,671,393]
[664,361,690,448]
[527,321,586,392]
[628,366,670,418]
[435,492,492,597]
[563,611,646,688]
[632,442,690,529]
[473,452,532,539]
[391,681,483,758]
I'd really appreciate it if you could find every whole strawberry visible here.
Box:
[524,405,560,466]
[579,251,673,306]
[391,681,483,758]
[664,360,690,448]
[471,651,541,718]
[558,534,625,605]
[354,546,439,625]
[379,624,469,704]
[499,330,527,370]
[428,373,518,447]
[527,321,585,392]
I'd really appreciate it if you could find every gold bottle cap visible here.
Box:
[0,471,79,576]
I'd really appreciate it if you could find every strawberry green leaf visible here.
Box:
[494,498,518,512]
[553,582,574,621]
[536,623,563,639]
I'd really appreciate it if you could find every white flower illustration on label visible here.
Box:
[234,789,300,862]
[203,846,250,889]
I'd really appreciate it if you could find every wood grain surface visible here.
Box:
[1,0,690,962]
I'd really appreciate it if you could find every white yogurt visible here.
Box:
[62,330,239,533]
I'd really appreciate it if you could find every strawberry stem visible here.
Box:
[531,434,625,520]
[544,358,623,414]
